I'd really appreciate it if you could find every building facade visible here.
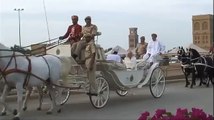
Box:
[192,14,213,51]
[128,27,138,50]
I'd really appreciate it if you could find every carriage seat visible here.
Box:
[96,60,126,71]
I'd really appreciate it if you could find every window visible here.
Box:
[202,22,208,30]
[202,36,205,40]
[194,22,200,30]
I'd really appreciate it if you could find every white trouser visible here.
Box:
[143,53,162,63]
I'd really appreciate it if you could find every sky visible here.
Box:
[0,0,213,50]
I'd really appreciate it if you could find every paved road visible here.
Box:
[0,81,213,120]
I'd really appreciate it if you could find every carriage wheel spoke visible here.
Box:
[101,84,108,92]
[100,93,106,101]
[156,75,164,84]
[100,81,106,89]
[99,96,104,106]
[94,97,99,106]
[156,85,159,96]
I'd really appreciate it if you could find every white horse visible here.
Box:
[0,43,75,120]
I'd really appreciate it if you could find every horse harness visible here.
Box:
[0,50,51,89]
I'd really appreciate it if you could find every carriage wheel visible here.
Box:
[89,76,109,109]
[116,89,128,97]
[149,67,166,98]
[59,88,71,105]
[53,85,71,105]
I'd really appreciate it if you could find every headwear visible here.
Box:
[85,16,91,20]
[71,15,78,19]
[151,33,157,37]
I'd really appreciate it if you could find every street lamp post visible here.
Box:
[14,8,24,47]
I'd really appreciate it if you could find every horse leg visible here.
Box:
[184,73,190,87]
[206,75,212,87]
[22,87,32,111]
[191,70,195,88]
[0,84,13,116]
[46,85,56,114]
[55,82,63,113]
[37,86,44,111]
[199,76,203,86]
[212,74,214,85]
[13,83,24,120]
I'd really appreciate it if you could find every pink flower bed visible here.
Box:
[138,108,213,120]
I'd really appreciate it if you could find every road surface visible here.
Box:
[0,81,213,120]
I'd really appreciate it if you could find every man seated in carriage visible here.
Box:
[123,51,137,70]
[106,48,122,63]
[135,36,148,59]
[143,33,165,66]
[72,16,98,60]
[59,15,82,56]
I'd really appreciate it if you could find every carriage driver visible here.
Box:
[72,16,98,60]
[59,15,82,55]
[84,33,98,96]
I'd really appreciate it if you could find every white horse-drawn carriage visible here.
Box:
[54,44,167,108]
[0,41,167,120]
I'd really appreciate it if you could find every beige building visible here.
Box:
[128,27,138,50]
[192,14,213,51]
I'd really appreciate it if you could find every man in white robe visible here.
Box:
[144,33,165,64]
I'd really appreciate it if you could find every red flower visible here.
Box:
[138,108,213,120]
[155,109,166,118]
[138,111,150,120]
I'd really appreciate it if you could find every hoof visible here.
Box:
[13,117,20,120]
[37,107,41,111]
[57,109,61,113]
[46,111,52,115]
[23,107,27,111]
[13,109,17,115]
[1,112,6,116]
